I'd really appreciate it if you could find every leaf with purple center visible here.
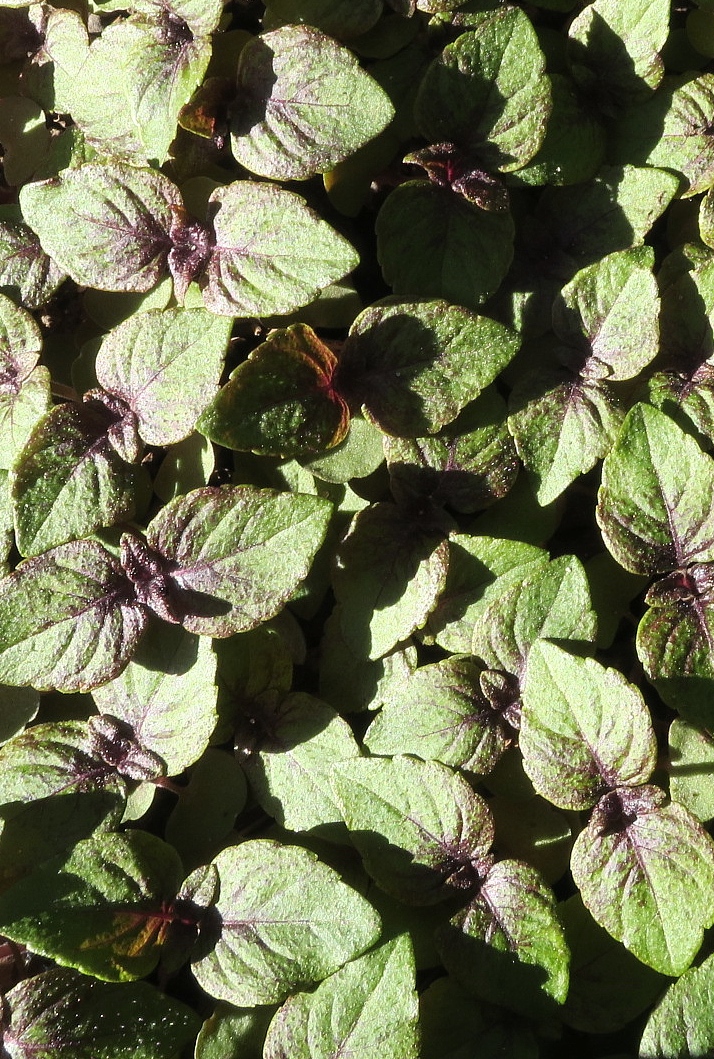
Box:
[571,784,714,975]
[330,755,495,905]
[436,858,569,1019]
[0,292,50,470]
[521,642,658,811]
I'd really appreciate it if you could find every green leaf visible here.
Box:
[2,968,200,1059]
[195,1003,274,1059]
[487,793,572,885]
[20,162,180,293]
[585,551,648,649]
[332,501,449,659]
[420,976,539,1059]
[669,718,714,823]
[263,935,419,1059]
[0,291,50,470]
[0,204,64,309]
[95,308,231,447]
[567,0,669,111]
[571,785,714,975]
[0,96,52,187]
[0,719,126,890]
[560,893,666,1035]
[470,554,597,682]
[375,181,514,310]
[509,363,625,505]
[597,403,714,574]
[237,691,359,835]
[153,432,214,502]
[0,206,66,309]
[230,26,394,180]
[142,485,332,637]
[91,624,217,776]
[425,534,547,654]
[301,415,384,484]
[201,182,358,317]
[437,859,569,1017]
[521,642,657,810]
[198,324,350,458]
[612,74,714,196]
[636,582,714,725]
[164,748,247,869]
[11,400,139,557]
[0,830,184,981]
[339,299,519,436]
[191,839,381,1005]
[364,655,511,774]
[331,755,494,904]
[0,540,147,693]
[640,952,714,1058]
[414,10,551,172]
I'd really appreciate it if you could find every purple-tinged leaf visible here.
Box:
[405,143,510,212]
[331,755,495,905]
[597,403,714,574]
[0,539,147,693]
[332,501,450,659]
[414,9,551,173]
[11,399,140,557]
[142,485,332,636]
[230,26,394,180]
[571,785,714,975]
[385,388,519,511]
[1,968,200,1059]
[19,163,180,293]
[0,206,66,309]
[191,839,381,1005]
[339,299,519,437]
[640,951,714,1058]
[95,307,231,447]
[364,655,514,775]
[201,182,358,317]
[198,323,350,459]
[636,575,714,724]
[92,624,217,776]
[471,554,597,685]
[0,291,50,470]
[521,642,657,811]
[0,830,185,981]
[437,859,569,1018]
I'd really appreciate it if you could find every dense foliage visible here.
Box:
[1,0,714,1055]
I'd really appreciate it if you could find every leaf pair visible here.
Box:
[0,486,332,692]
[522,641,714,975]
[20,162,359,316]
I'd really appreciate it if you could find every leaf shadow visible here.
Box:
[229,37,278,139]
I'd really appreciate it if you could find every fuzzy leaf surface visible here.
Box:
[415,9,551,172]
[19,163,179,293]
[521,642,657,810]
[437,859,569,1018]
[640,952,714,1058]
[331,755,494,905]
[597,403,714,574]
[571,785,714,976]
[0,830,184,981]
[0,540,146,693]
[340,299,519,437]
[0,208,66,309]
[144,486,332,637]
[191,839,381,1005]
[230,26,394,180]
[263,935,419,1059]
[198,324,349,458]
[1,968,200,1059]
[95,308,231,447]
[201,182,358,317]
